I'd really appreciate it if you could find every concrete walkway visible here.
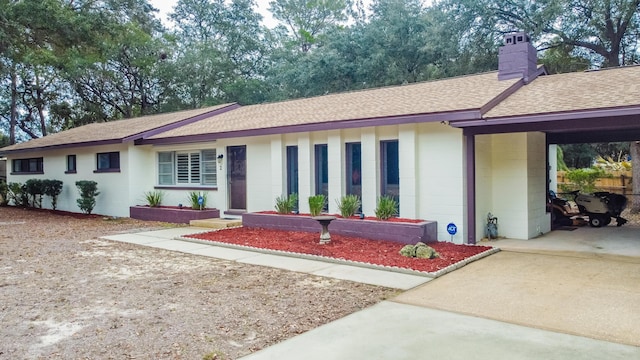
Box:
[102,227,640,359]
[101,227,431,290]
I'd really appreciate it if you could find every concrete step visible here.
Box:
[189,218,242,229]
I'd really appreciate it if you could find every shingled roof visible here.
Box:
[0,104,237,154]
[485,65,640,119]
[143,71,522,142]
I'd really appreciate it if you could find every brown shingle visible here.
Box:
[485,66,640,118]
[149,72,520,139]
[1,104,234,152]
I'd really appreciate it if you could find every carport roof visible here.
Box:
[451,65,640,143]
[484,65,640,118]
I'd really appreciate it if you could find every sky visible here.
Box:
[148,0,278,28]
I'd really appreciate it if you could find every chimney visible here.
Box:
[498,32,539,83]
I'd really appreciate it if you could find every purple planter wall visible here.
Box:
[130,206,220,224]
[242,213,437,244]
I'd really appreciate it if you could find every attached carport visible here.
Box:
[449,65,640,244]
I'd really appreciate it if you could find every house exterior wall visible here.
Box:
[475,134,494,240]
[482,132,550,240]
[417,123,467,243]
[5,143,132,217]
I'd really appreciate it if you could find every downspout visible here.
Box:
[465,131,476,245]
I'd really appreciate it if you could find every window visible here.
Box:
[66,155,77,173]
[314,144,328,196]
[96,152,120,171]
[286,146,298,196]
[158,149,217,186]
[346,142,361,198]
[381,140,399,199]
[11,157,43,174]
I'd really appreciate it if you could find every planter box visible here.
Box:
[242,212,437,244]
[130,206,220,224]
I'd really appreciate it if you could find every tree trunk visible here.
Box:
[631,141,640,213]
[9,68,17,145]
[35,74,47,137]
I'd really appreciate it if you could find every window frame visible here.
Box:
[65,154,77,174]
[94,152,120,173]
[11,157,44,174]
[380,140,400,199]
[156,149,217,188]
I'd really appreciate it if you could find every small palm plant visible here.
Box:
[188,191,208,210]
[375,195,398,220]
[308,194,327,217]
[336,194,361,218]
[275,193,298,214]
[143,190,164,207]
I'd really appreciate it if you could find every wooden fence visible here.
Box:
[557,171,633,197]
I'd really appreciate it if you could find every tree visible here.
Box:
[436,0,640,68]
[167,0,268,108]
[268,0,348,52]
[632,141,640,213]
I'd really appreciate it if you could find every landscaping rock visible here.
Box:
[400,242,440,259]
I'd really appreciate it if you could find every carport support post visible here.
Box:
[465,133,476,245]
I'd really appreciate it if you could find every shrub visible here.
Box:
[275,193,298,214]
[143,190,164,207]
[188,191,208,210]
[375,195,398,220]
[308,194,326,217]
[25,179,45,208]
[76,180,99,214]
[561,167,610,193]
[7,182,27,207]
[0,180,8,206]
[42,179,63,210]
[336,194,361,218]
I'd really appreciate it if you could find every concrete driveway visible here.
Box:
[242,248,640,359]
[394,244,640,346]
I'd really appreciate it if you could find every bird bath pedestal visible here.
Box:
[312,216,336,244]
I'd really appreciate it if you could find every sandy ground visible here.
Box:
[0,207,397,359]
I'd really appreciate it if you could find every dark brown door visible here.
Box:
[227,145,247,210]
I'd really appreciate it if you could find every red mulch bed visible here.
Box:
[257,211,425,223]
[187,227,492,273]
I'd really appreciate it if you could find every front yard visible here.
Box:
[0,207,396,359]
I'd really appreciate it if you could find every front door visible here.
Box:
[227,145,246,210]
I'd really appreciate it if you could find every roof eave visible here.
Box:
[0,139,123,156]
[452,105,640,129]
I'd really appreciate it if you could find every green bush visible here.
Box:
[76,180,99,214]
[25,179,45,208]
[308,194,326,217]
[275,193,298,214]
[0,180,8,206]
[336,194,361,218]
[375,195,398,220]
[42,179,63,210]
[143,190,164,207]
[561,167,610,193]
[7,182,27,207]
[188,191,208,210]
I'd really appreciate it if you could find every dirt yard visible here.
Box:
[0,207,397,359]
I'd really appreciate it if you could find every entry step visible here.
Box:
[189,218,242,229]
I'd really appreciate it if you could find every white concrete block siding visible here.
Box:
[6,126,551,242]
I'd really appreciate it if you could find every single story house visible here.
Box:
[2,33,640,244]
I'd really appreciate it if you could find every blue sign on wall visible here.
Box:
[446,223,458,235]
[198,196,204,205]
